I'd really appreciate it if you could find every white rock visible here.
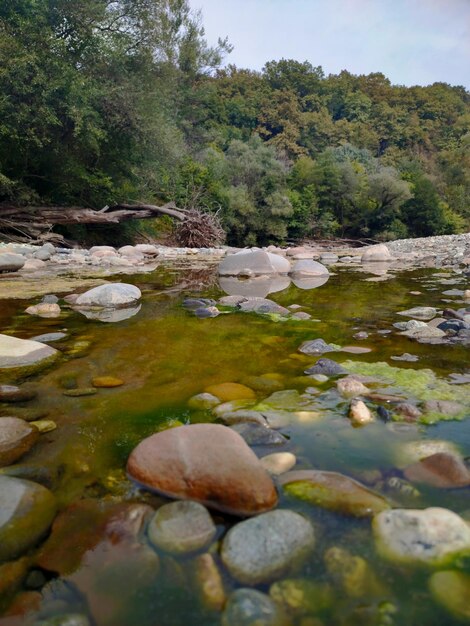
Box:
[0,334,58,369]
[290,260,329,276]
[349,399,374,425]
[361,244,392,262]
[75,283,141,308]
[218,250,291,276]
[373,507,470,566]
[260,452,297,476]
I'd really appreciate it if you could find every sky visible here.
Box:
[190,0,470,88]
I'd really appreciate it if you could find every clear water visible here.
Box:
[0,263,469,626]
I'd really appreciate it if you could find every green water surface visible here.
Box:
[0,264,469,626]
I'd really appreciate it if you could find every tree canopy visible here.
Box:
[1,2,469,245]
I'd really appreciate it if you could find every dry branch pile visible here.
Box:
[173,209,225,248]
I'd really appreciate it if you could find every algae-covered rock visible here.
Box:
[191,553,226,611]
[269,579,333,616]
[429,570,470,622]
[0,476,57,562]
[0,334,59,382]
[373,507,470,567]
[0,417,39,467]
[343,360,470,423]
[324,546,385,598]
[188,393,221,410]
[222,589,288,626]
[147,501,216,555]
[280,470,390,517]
[204,382,256,402]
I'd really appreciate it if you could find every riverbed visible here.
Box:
[0,258,469,626]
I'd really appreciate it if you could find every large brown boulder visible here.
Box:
[127,424,278,516]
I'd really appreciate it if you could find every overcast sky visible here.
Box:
[190,0,470,88]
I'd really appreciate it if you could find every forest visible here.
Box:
[0,0,469,246]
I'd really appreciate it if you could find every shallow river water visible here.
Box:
[0,262,469,626]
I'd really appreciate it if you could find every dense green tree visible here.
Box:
[1,5,469,244]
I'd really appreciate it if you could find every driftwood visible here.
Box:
[0,202,226,247]
[0,202,188,245]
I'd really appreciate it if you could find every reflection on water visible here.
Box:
[219,273,330,297]
[77,304,142,323]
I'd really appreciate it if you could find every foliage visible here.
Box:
[0,4,469,245]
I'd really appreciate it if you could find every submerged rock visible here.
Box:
[324,546,385,598]
[403,452,470,488]
[0,384,37,403]
[337,377,369,398]
[239,298,290,316]
[147,501,216,555]
[230,423,287,446]
[280,470,389,517]
[204,382,255,402]
[304,358,346,377]
[260,452,297,476]
[298,339,337,355]
[126,424,278,516]
[221,510,315,585]
[0,417,39,467]
[222,589,287,626]
[91,376,124,388]
[192,553,226,611]
[0,476,56,562]
[397,306,437,320]
[429,570,470,622]
[373,507,470,566]
[188,392,221,410]
[269,578,333,616]
[396,439,463,468]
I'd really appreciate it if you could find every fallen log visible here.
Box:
[0,202,223,247]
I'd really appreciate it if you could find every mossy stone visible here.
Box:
[0,476,57,562]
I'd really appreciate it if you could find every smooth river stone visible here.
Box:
[91,376,124,388]
[126,424,278,516]
[280,470,390,517]
[0,417,39,467]
[0,476,57,562]
[0,334,58,370]
[260,453,297,476]
[74,283,141,308]
[429,571,470,622]
[221,510,315,585]
[373,507,470,566]
[222,589,286,626]
[0,384,37,403]
[204,382,256,402]
[403,452,470,488]
[147,501,216,555]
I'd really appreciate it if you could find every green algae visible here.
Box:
[343,360,470,423]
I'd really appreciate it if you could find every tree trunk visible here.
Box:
[0,202,188,245]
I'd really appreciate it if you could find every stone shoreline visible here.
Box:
[0,232,469,296]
